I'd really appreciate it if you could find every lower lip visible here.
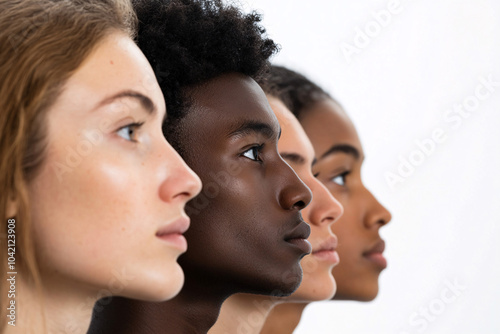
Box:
[312,250,340,264]
[286,238,312,254]
[156,233,187,251]
[364,253,387,269]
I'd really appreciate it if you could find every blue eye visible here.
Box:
[117,122,143,142]
[332,172,349,186]
[242,145,263,162]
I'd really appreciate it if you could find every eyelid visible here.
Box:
[327,165,350,178]
[333,170,350,179]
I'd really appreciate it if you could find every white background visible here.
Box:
[237,1,500,333]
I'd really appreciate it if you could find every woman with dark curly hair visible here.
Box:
[88,1,314,333]
[260,65,392,334]
[0,0,201,333]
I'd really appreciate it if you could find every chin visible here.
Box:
[332,283,379,301]
[268,280,301,297]
[128,264,185,302]
[292,289,337,303]
[292,276,337,302]
[269,264,304,297]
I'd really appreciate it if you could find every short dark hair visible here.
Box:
[133,0,279,136]
[261,65,335,120]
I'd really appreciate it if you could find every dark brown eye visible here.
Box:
[332,171,349,186]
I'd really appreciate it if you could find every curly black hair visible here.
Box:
[133,0,279,147]
[261,65,337,120]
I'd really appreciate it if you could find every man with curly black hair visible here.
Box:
[88,1,314,333]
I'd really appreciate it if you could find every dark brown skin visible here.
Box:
[88,73,313,334]
[261,98,391,334]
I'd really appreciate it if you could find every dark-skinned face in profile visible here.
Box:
[173,73,313,295]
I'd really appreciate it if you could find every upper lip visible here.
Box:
[156,216,190,237]
[312,235,338,254]
[284,214,311,241]
[363,239,385,255]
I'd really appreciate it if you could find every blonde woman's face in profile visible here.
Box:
[269,96,343,301]
[27,32,202,302]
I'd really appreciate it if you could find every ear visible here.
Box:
[6,195,18,219]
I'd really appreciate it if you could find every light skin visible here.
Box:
[209,96,343,334]
[88,73,313,334]
[6,32,201,334]
[261,98,391,334]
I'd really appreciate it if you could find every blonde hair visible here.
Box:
[0,0,137,329]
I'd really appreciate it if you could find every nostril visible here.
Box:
[173,191,192,200]
[323,216,336,225]
[294,200,306,210]
[378,218,389,226]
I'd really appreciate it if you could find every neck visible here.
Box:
[260,302,307,334]
[209,293,279,334]
[3,274,95,334]
[89,274,229,334]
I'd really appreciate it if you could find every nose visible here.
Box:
[363,187,391,229]
[278,160,312,211]
[308,177,344,227]
[159,146,202,204]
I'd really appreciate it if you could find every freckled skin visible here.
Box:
[89,73,313,334]
[28,32,201,303]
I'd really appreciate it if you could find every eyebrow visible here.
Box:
[280,152,305,165]
[281,152,317,171]
[94,90,157,115]
[319,144,360,160]
[228,121,278,140]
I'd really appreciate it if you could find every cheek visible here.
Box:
[194,168,269,222]
[28,149,155,282]
[331,209,364,260]
[189,175,273,247]
[34,150,141,229]
[184,172,286,272]
[300,201,314,223]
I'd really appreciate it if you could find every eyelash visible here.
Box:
[116,122,144,143]
[241,144,264,162]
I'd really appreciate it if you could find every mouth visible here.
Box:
[312,235,340,264]
[284,217,312,255]
[363,239,387,269]
[156,216,190,251]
